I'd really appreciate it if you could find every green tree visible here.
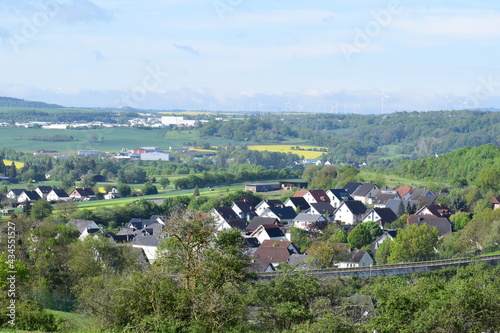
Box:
[363,221,383,240]
[475,168,500,192]
[374,238,392,265]
[30,199,53,220]
[193,185,200,197]
[387,223,440,263]
[159,177,170,189]
[347,224,372,249]
[141,182,158,195]
[117,182,132,197]
[450,212,471,230]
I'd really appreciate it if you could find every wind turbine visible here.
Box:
[296,103,303,112]
[445,93,453,111]
[257,101,264,112]
[459,99,468,110]
[330,102,339,113]
[209,102,215,112]
[354,104,361,114]
[381,90,389,114]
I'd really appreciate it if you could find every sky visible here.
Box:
[1,0,500,113]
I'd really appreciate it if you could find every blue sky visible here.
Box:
[1,0,500,113]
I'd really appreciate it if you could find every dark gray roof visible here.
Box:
[334,249,370,263]
[310,202,336,216]
[8,189,25,196]
[286,197,310,211]
[353,183,378,197]
[343,182,362,195]
[36,186,53,193]
[226,218,248,231]
[343,201,368,215]
[244,237,260,248]
[262,225,285,238]
[248,261,275,273]
[266,206,297,220]
[22,190,41,200]
[372,192,399,205]
[131,234,162,247]
[287,254,312,270]
[407,189,433,201]
[51,188,69,197]
[373,208,398,224]
[408,216,452,235]
[232,200,256,214]
[328,189,353,202]
[246,217,280,232]
[67,219,100,234]
[213,206,240,220]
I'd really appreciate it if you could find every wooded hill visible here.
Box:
[395,143,500,184]
[0,96,62,108]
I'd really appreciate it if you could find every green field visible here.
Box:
[0,127,275,153]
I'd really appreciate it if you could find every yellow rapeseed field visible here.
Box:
[247,145,327,159]
[3,160,24,168]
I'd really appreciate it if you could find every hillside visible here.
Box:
[395,143,500,182]
[0,96,63,108]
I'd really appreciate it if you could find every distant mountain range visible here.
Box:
[0,96,63,109]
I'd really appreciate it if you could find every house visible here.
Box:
[407,189,434,202]
[283,197,311,212]
[352,183,380,204]
[362,208,398,228]
[260,206,297,223]
[333,248,373,268]
[104,187,119,200]
[47,189,70,202]
[131,234,163,263]
[379,186,397,194]
[246,217,281,233]
[308,202,337,221]
[210,207,247,232]
[414,204,452,218]
[407,216,452,236]
[255,199,284,215]
[334,201,367,225]
[69,187,96,201]
[253,240,300,268]
[35,186,53,200]
[326,189,353,208]
[114,216,167,242]
[490,197,500,210]
[343,182,362,195]
[292,190,309,198]
[371,191,401,208]
[249,224,288,244]
[231,200,257,221]
[243,237,261,255]
[369,230,397,255]
[248,261,276,273]
[292,213,328,230]
[280,181,308,191]
[68,219,103,240]
[18,190,41,203]
[302,190,330,204]
[6,189,25,201]
[397,186,414,199]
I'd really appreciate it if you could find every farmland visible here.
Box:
[247,144,327,159]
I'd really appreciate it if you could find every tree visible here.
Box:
[80,174,96,188]
[8,162,16,178]
[117,182,132,197]
[61,175,75,192]
[397,200,405,216]
[375,238,392,265]
[450,212,471,230]
[193,185,200,197]
[347,223,372,249]
[30,199,53,220]
[159,177,170,189]
[475,168,500,192]
[363,221,383,240]
[387,223,440,263]
[141,182,158,195]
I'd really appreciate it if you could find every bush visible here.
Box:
[6,300,60,332]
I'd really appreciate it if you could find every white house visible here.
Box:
[333,249,373,268]
[47,189,70,202]
[352,183,380,204]
[292,213,327,230]
[334,201,367,225]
